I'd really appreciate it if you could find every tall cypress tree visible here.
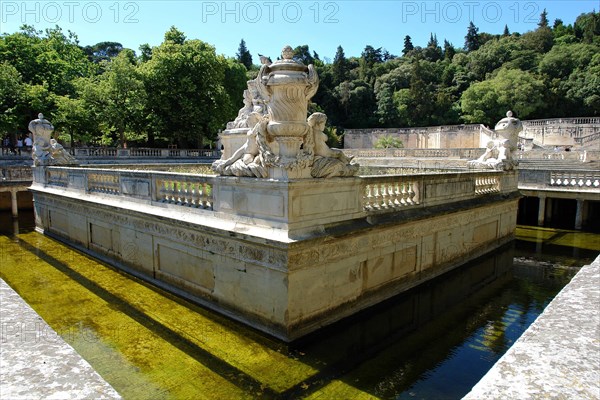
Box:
[402,35,414,56]
[236,39,253,70]
[464,22,481,52]
[538,9,549,28]
[332,45,348,85]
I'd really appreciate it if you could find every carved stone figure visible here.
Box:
[468,111,522,170]
[212,113,272,178]
[28,113,78,166]
[306,113,358,178]
[213,45,359,180]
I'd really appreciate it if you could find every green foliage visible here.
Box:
[402,36,414,56]
[374,135,404,149]
[460,68,546,125]
[0,10,597,149]
[236,39,253,70]
[465,22,481,52]
[323,125,344,148]
[0,62,24,134]
[140,32,234,148]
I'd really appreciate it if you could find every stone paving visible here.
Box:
[0,279,121,399]
[464,254,600,399]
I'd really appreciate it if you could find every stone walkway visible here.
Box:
[464,254,600,399]
[0,279,121,399]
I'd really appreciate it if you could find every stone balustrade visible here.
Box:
[73,147,220,159]
[36,167,513,221]
[345,148,484,159]
[1,166,32,181]
[519,169,600,192]
[39,167,215,210]
[550,171,600,189]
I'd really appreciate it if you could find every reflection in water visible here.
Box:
[0,211,596,399]
[12,217,19,236]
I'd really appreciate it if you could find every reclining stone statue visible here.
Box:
[468,111,522,171]
[28,113,78,166]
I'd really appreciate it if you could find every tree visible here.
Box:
[164,26,186,45]
[574,11,600,43]
[53,94,93,147]
[236,39,252,70]
[141,31,234,148]
[332,45,349,85]
[539,9,549,28]
[503,25,510,37]
[402,35,414,56]
[375,83,400,127]
[139,43,152,62]
[77,51,146,147]
[293,44,314,65]
[465,22,481,52]
[0,25,93,96]
[460,68,546,125]
[443,40,456,60]
[424,33,442,61]
[83,41,123,64]
[0,62,24,135]
[374,134,403,148]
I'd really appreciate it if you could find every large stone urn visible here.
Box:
[258,45,319,162]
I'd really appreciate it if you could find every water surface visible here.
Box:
[1,211,597,399]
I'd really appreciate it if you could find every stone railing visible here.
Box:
[40,167,215,210]
[517,150,600,162]
[550,172,600,189]
[35,167,514,219]
[361,171,514,214]
[345,124,482,136]
[1,166,33,182]
[519,169,600,191]
[523,117,600,126]
[345,148,484,159]
[574,132,600,145]
[73,147,221,159]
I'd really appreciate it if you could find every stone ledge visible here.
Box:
[464,254,600,399]
[0,279,121,399]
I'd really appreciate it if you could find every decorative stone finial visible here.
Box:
[507,110,513,117]
[281,45,294,60]
[38,113,44,119]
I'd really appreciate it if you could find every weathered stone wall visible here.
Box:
[31,170,519,341]
[344,117,600,149]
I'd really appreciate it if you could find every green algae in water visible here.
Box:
[1,211,597,399]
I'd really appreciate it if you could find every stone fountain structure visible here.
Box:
[214,45,358,180]
[29,46,520,341]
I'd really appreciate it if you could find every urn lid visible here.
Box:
[268,45,308,72]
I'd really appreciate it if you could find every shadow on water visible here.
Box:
[1,211,596,399]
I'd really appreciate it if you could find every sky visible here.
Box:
[0,1,598,61]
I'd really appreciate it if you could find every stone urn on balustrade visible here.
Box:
[258,45,319,178]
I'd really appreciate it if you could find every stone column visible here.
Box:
[575,199,584,230]
[10,189,18,218]
[537,195,546,226]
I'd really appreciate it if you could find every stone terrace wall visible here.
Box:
[344,117,600,149]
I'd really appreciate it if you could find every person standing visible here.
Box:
[16,136,23,155]
[24,134,33,153]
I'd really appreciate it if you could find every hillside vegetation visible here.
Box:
[1,11,598,148]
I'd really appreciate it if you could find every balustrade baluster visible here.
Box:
[364,185,373,210]
[400,182,408,205]
[372,185,382,209]
[392,182,401,207]
[407,182,416,204]
[380,184,389,208]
